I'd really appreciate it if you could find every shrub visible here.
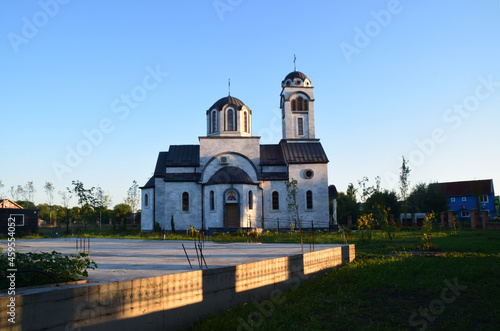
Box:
[0,251,98,289]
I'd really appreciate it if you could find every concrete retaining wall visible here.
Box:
[0,244,354,331]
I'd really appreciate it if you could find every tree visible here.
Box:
[10,185,23,201]
[408,183,447,214]
[59,190,72,234]
[113,203,132,226]
[44,182,55,226]
[399,156,411,218]
[358,177,374,204]
[0,179,4,198]
[365,189,400,218]
[125,180,140,222]
[23,181,36,206]
[285,179,302,229]
[94,186,112,228]
[336,192,359,225]
[346,183,357,201]
[68,180,95,230]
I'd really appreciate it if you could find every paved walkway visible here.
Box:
[0,238,343,285]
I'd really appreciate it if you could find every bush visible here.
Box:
[0,251,98,289]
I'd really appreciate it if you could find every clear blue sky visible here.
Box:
[1,0,499,207]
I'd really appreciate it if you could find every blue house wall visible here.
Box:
[447,193,496,220]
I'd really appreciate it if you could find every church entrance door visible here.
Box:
[225,204,239,227]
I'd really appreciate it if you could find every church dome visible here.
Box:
[282,71,311,88]
[209,96,246,112]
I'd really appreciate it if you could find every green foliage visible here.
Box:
[170,215,176,233]
[285,178,302,229]
[408,182,448,214]
[336,192,359,225]
[0,251,97,289]
[419,212,437,251]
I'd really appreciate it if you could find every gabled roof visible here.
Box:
[140,177,155,189]
[165,145,200,167]
[433,180,493,197]
[280,140,329,164]
[260,144,287,166]
[206,166,255,185]
[0,199,22,209]
[154,152,169,176]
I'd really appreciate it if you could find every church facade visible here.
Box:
[140,70,330,232]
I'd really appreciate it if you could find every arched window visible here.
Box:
[272,191,279,210]
[227,109,234,131]
[244,112,248,133]
[291,99,296,111]
[298,118,304,136]
[182,192,189,211]
[303,99,308,111]
[297,97,303,111]
[306,190,313,210]
[145,194,149,207]
[210,190,215,210]
[248,190,253,210]
[212,110,217,133]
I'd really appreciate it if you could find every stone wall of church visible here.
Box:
[289,163,329,228]
[141,187,154,231]
[200,153,259,183]
[199,137,261,169]
[203,183,261,230]
[159,182,202,231]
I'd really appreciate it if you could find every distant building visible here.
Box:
[0,200,39,235]
[0,199,22,209]
[434,179,496,220]
[140,70,330,232]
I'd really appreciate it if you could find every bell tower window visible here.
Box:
[227,109,234,131]
[244,111,248,133]
[298,118,304,136]
[291,99,296,111]
[211,110,217,133]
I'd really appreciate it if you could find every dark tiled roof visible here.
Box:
[165,173,201,182]
[283,71,308,82]
[165,145,200,167]
[208,96,246,112]
[260,172,288,180]
[260,144,287,165]
[280,140,328,164]
[433,180,493,197]
[141,177,155,189]
[154,152,169,176]
[206,166,255,185]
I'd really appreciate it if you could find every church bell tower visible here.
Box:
[280,70,315,140]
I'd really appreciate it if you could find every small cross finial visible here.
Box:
[294,54,297,71]
[228,78,231,96]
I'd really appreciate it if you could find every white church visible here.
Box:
[140,70,330,233]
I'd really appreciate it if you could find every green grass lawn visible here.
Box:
[192,228,500,330]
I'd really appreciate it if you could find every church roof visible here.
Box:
[283,71,309,83]
[206,166,255,185]
[260,144,287,165]
[141,177,155,189]
[209,96,246,113]
[165,145,200,167]
[280,140,329,164]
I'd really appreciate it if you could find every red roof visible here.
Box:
[435,180,493,197]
